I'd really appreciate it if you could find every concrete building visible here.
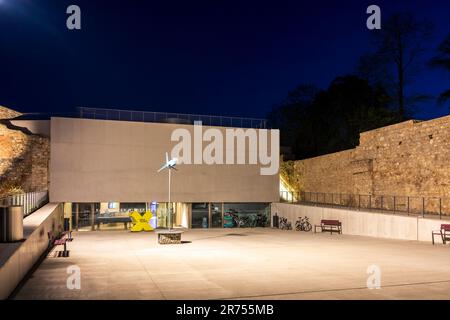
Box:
[2,107,280,231]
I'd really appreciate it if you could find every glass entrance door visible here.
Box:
[191,203,209,228]
[211,203,223,228]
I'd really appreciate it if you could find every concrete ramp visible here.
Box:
[0,203,63,299]
[271,202,450,242]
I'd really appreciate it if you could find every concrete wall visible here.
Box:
[294,115,450,199]
[50,117,279,203]
[0,203,64,299]
[271,202,450,242]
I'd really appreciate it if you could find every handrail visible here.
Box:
[280,191,449,219]
[77,107,268,129]
[0,191,49,217]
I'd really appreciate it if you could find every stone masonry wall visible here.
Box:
[0,106,49,198]
[0,106,21,120]
[295,115,450,213]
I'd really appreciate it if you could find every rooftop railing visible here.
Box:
[280,191,450,219]
[0,191,48,217]
[78,107,268,129]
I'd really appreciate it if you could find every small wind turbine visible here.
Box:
[157,152,178,231]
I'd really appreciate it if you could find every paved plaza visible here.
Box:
[13,228,450,300]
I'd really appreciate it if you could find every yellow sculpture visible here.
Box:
[129,210,154,232]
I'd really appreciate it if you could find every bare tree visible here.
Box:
[360,12,433,119]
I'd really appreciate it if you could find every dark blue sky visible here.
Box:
[0,0,449,119]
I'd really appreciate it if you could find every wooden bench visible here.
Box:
[48,231,69,257]
[314,219,342,234]
[432,224,450,245]
[95,216,132,230]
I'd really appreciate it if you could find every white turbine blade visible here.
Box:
[157,164,167,172]
[165,152,169,164]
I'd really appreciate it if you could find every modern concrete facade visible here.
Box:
[49,117,279,203]
[44,113,279,230]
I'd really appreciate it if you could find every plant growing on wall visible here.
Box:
[0,183,24,198]
[280,157,302,194]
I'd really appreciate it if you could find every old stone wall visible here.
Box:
[0,107,49,198]
[295,115,450,210]
[0,106,21,120]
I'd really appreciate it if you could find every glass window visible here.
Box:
[211,203,222,228]
[108,202,117,209]
[191,203,209,228]
[223,203,270,228]
[120,203,146,212]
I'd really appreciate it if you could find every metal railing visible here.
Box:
[280,191,450,219]
[78,107,268,129]
[0,191,48,217]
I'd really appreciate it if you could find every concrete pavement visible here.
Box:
[12,228,450,300]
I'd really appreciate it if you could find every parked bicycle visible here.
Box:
[279,217,292,230]
[295,216,312,232]
[255,213,268,227]
[227,212,245,228]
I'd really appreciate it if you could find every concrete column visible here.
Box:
[208,203,211,229]
[75,203,79,231]
[221,203,224,228]
[91,203,95,231]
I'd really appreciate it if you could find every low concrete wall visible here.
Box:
[271,202,450,242]
[0,203,63,299]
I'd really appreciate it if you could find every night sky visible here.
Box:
[0,0,449,120]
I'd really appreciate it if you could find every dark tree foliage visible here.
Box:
[429,34,450,106]
[358,12,433,119]
[268,76,400,160]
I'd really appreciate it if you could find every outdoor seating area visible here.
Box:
[314,219,342,234]
[156,229,184,244]
[13,228,450,300]
[432,224,450,245]
[47,230,72,257]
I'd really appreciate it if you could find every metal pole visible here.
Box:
[407,196,409,215]
[440,198,442,220]
[393,196,396,214]
[168,168,171,231]
[422,197,425,218]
